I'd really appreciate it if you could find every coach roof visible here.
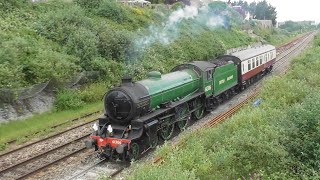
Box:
[230,44,276,61]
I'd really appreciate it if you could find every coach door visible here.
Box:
[204,69,213,96]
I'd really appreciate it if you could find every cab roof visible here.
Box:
[188,61,216,71]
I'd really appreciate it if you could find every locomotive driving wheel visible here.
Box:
[176,103,190,130]
[160,117,175,140]
[192,98,204,120]
[129,142,140,161]
[149,136,158,148]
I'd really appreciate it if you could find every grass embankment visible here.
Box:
[128,35,320,179]
[254,27,300,46]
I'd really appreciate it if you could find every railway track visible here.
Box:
[0,132,93,179]
[1,111,100,148]
[276,32,312,55]
[153,31,317,164]
[0,32,315,180]
[67,159,128,180]
[0,116,99,179]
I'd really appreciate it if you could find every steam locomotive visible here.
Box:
[85,45,276,161]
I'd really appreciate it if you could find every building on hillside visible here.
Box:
[296,21,316,26]
[252,19,273,29]
[231,5,246,18]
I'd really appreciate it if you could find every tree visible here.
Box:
[232,0,277,26]
[254,0,277,25]
[248,2,257,15]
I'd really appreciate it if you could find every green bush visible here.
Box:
[36,5,92,44]
[55,89,84,111]
[64,27,99,69]
[27,49,80,83]
[284,92,320,176]
[0,0,29,13]
[314,35,320,46]
[0,63,24,88]
[78,82,109,103]
[96,25,133,60]
[90,57,123,80]
[171,2,185,11]
[74,0,103,9]
[97,0,128,22]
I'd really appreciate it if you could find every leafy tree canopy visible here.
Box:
[232,0,277,25]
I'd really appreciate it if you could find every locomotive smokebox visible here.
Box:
[104,75,151,124]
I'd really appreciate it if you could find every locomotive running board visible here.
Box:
[135,92,205,124]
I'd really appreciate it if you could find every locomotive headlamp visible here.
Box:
[107,125,113,137]
[92,123,98,131]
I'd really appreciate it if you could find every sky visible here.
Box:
[243,0,320,23]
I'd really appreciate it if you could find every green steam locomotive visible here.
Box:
[85,44,276,161]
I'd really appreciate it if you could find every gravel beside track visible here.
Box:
[0,114,100,179]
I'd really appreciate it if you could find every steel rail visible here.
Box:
[0,114,99,158]
[67,160,129,180]
[67,158,107,180]
[16,147,87,180]
[0,134,91,179]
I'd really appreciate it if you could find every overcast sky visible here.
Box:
[244,0,319,22]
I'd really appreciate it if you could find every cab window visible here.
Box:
[207,70,213,80]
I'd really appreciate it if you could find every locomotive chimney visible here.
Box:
[121,75,133,86]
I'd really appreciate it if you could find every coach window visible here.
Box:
[260,56,263,64]
[248,60,251,70]
[256,58,259,66]
[252,58,255,68]
[242,63,244,72]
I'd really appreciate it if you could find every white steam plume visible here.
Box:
[132,3,228,55]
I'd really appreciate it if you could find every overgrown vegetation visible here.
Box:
[0,0,158,89]
[128,35,320,179]
[253,27,297,46]
[279,20,317,33]
[0,0,256,111]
